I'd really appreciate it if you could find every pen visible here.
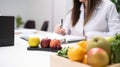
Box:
[60,19,63,28]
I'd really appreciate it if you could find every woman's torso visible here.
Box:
[65,0,113,37]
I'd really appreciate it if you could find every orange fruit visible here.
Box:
[67,45,86,62]
[82,55,87,64]
[77,40,87,49]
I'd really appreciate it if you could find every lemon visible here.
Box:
[82,55,87,64]
[28,36,40,47]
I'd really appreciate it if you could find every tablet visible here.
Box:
[0,16,14,46]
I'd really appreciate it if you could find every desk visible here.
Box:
[0,29,75,67]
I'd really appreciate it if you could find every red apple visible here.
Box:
[41,38,51,48]
[87,48,109,67]
[50,39,62,50]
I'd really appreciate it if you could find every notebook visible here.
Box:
[20,30,85,43]
[0,16,14,47]
[47,33,85,43]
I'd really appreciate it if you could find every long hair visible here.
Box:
[71,0,100,27]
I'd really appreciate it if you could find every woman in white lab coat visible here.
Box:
[54,0,120,39]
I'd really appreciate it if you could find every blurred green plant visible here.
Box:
[110,33,120,63]
[111,0,120,13]
[16,16,23,28]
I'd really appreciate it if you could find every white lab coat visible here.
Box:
[63,0,120,39]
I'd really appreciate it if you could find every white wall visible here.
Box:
[53,0,73,32]
[0,0,73,32]
[52,0,66,31]
[0,0,29,28]
[0,0,28,20]
[27,0,53,31]
[66,0,73,12]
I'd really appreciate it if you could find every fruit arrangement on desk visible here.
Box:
[57,34,120,67]
[28,37,62,51]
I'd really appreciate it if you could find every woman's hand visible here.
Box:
[54,24,66,35]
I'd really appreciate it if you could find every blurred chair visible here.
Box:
[24,20,35,29]
[41,20,49,31]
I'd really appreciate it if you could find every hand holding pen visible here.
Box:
[54,19,66,35]
[60,19,63,28]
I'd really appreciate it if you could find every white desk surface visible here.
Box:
[0,29,76,67]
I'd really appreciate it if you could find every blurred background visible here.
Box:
[0,0,119,32]
[0,0,73,32]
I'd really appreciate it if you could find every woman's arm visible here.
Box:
[107,3,120,36]
[86,3,120,39]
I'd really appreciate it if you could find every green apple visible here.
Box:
[87,36,111,56]
[28,36,40,47]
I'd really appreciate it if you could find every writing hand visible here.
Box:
[54,24,66,35]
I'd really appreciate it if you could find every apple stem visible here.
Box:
[94,39,98,42]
